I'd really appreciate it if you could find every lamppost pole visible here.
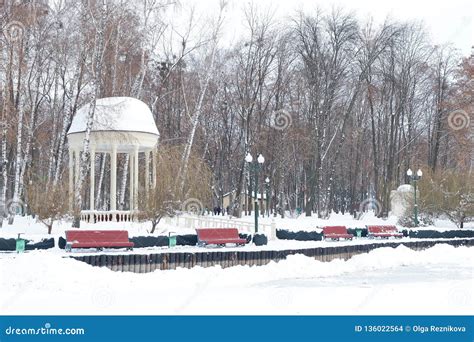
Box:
[407,168,423,227]
[413,178,418,226]
[265,177,270,217]
[246,153,264,234]
[254,164,259,232]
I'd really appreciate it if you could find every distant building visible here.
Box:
[223,190,268,213]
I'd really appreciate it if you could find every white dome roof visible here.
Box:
[67,97,159,136]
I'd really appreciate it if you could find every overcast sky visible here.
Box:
[178,0,473,56]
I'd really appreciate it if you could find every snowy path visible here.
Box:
[1,244,472,315]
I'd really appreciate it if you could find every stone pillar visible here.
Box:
[90,147,96,211]
[145,150,150,193]
[110,145,117,211]
[129,152,134,211]
[134,145,139,210]
[152,148,157,189]
[68,149,74,210]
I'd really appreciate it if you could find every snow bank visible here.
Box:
[1,244,472,315]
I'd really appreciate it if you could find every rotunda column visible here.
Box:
[145,150,150,193]
[110,144,117,211]
[129,152,134,211]
[152,148,157,189]
[134,145,139,210]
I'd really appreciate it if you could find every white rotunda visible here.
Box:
[67,97,159,222]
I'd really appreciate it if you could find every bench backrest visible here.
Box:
[367,225,398,233]
[65,230,131,243]
[196,228,240,241]
[323,226,348,235]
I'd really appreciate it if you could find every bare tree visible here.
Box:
[26,177,69,234]
[139,145,211,233]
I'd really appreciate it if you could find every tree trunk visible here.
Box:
[73,0,107,227]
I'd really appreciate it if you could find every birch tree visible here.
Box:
[72,0,108,227]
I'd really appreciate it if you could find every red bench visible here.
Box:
[323,226,354,241]
[196,228,247,247]
[65,230,134,251]
[367,225,403,239]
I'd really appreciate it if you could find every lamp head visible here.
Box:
[406,168,413,176]
[245,153,253,163]
[417,169,423,177]
[257,154,265,164]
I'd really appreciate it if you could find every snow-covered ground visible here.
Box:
[1,244,472,315]
[1,213,472,315]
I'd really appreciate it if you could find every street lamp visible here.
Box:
[245,153,253,163]
[246,153,264,233]
[245,153,253,216]
[265,177,270,217]
[407,168,423,226]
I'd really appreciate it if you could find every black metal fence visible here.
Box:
[69,238,474,273]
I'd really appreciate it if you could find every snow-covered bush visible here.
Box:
[397,211,434,228]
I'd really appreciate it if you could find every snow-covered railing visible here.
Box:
[164,214,277,240]
[81,210,135,223]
